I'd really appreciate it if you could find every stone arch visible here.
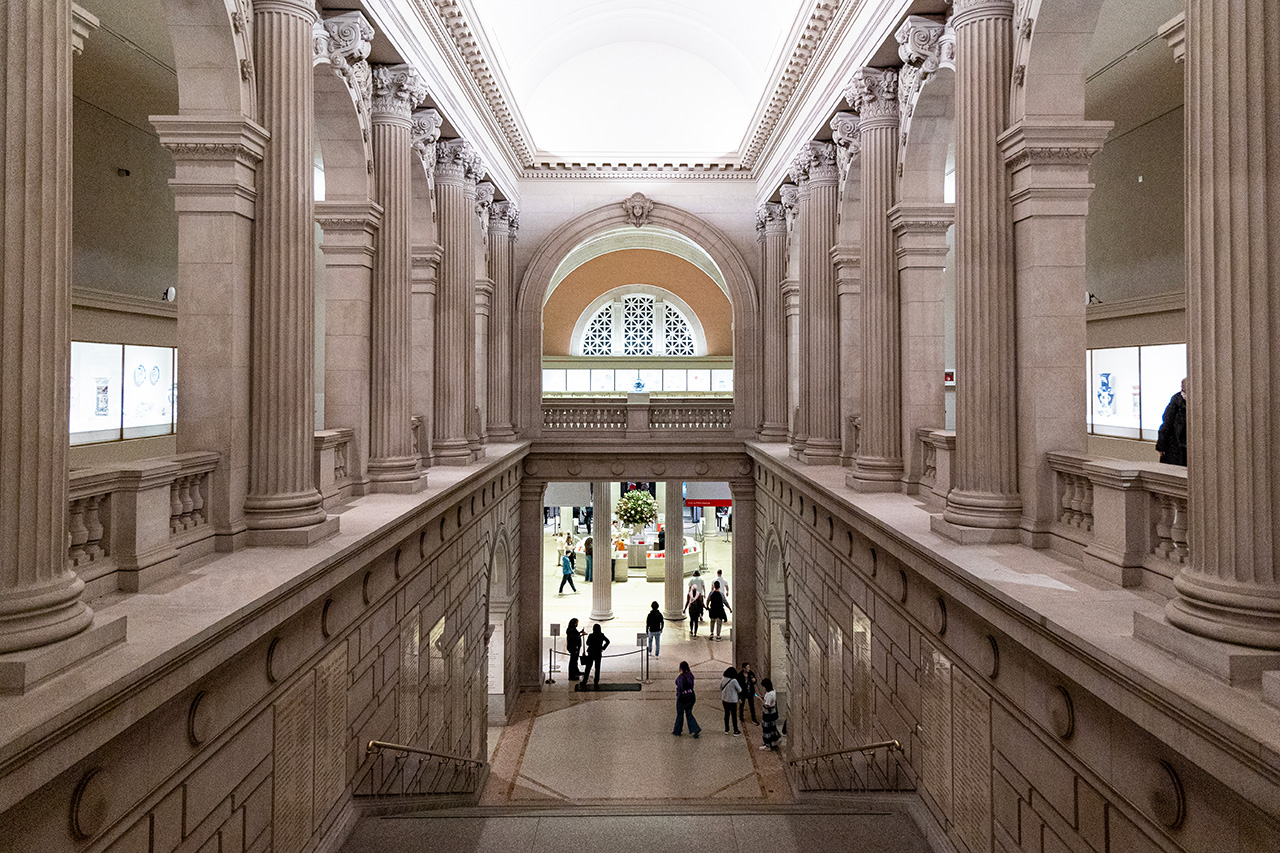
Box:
[313,68,373,202]
[1013,0,1108,123]
[515,200,762,435]
[899,66,956,204]
[762,526,792,700]
[835,155,864,248]
[490,527,513,600]
[161,0,256,117]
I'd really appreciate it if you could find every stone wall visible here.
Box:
[751,453,1278,853]
[0,464,522,853]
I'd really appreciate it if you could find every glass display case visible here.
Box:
[1086,343,1186,442]
[70,341,177,445]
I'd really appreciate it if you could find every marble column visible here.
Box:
[934,0,1022,542]
[433,139,485,464]
[244,0,333,540]
[728,479,758,663]
[487,201,519,440]
[758,203,789,440]
[517,480,546,688]
[787,171,811,458]
[847,69,904,489]
[1165,0,1280,649]
[473,182,495,447]
[0,0,94,652]
[410,109,443,470]
[591,481,614,622]
[830,111,862,467]
[791,142,842,464]
[366,65,427,491]
[317,201,381,493]
[780,184,801,441]
[888,204,952,491]
[664,481,687,621]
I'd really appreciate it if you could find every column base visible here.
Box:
[588,609,615,622]
[0,613,126,695]
[432,438,472,466]
[487,425,517,441]
[848,456,905,492]
[1135,610,1280,683]
[800,439,842,465]
[367,455,423,485]
[1162,571,1280,651]
[941,489,1021,530]
[759,423,789,442]
[930,515,1021,545]
[247,515,340,547]
[366,468,429,495]
[0,574,96,654]
[663,609,687,622]
[243,489,328,530]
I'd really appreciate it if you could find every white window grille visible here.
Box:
[571,289,705,358]
[622,296,655,356]
[581,308,612,356]
[664,310,695,356]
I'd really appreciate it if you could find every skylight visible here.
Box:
[467,0,806,160]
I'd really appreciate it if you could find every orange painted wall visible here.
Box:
[541,249,734,356]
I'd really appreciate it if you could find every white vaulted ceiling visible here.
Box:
[466,0,806,160]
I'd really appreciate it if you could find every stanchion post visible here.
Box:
[550,622,561,672]
[544,643,555,685]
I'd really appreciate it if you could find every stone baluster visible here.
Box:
[487,200,519,440]
[591,482,614,622]
[367,65,428,492]
[790,142,842,464]
[433,138,486,464]
[1165,0,1280,649]
[846,68,905,489]
[664,481,686,621]
[757,203,788,440]
[934,0,1022,543]
[243,0,333,541]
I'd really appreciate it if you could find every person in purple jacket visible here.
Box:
[672,660,701,737]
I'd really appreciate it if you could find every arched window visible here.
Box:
[571,287,706,357]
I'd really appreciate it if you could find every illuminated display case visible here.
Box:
[1086,343,1186,442]
[70,341,177,446]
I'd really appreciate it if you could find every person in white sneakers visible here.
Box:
[720,666,742,735]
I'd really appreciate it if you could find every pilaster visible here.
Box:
[934,0,1022,543]
[244,0,335,542]
[758,203,789,440]
[487,201,519,439]
[728,478,758,663]
[831,244,861,466]
[410,109,443,469]
[517,480,547,688]
[367,64,428,492]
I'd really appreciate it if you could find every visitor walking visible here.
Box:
[558,551,577,594]
[565,617,584,682]
[689,570,706,599]
[760,678,781,750]
[646,601,664,657]
[720,666,741,735]
[580,624,610,687]
[715,569,730,600]
[707,581,731,640]
[685,586,705,636]
[672,661,701,737]
[737,662,758,724]
[583,536,594,582]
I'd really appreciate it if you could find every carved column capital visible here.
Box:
[789,140,839,186]
[756,201,785,234]
[371,64,427,122]
[410,108,443,173]
[490,200,519,235]
[321,12,375,114]
[951,0,1014,27]
[779,183,800,230]
[474,181,495,220]
[896,15,947,71]
[845,68,900,127]
[435,137,484,182]
[830,111,861,185]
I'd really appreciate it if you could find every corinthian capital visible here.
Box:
[845,68,900,124]
[436,138,485,183]
[475,182,495,220]
[371,64,428,121]
[779,183,800,232]
[491,200,519,234]
[410,109,443,169]
[829,111,861,184]
[896,16,946,72]
[756,202,785,234]
[322,13,375,114]
[790,140,839,186]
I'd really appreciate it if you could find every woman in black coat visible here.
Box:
[565,617,583,681]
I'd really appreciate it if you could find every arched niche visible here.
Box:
[899,66,956,204]
[161,0,255,117]
[515,200,761,435]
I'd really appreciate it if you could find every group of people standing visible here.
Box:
[563,617,611,687]
[672,660,780,749]
[682,570,732,639]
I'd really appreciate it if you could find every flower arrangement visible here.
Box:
[615,488,658,529]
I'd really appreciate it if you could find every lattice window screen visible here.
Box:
[581,308,613,356]
[622,296,655,356]
[664,309,696,356]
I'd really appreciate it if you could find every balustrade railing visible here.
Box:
[788,739,912,792]
[648,401,734,430]
[68,452,219,595]
[314,428,357,506]
[359,740,485,798]
[1046,452,1190,587]
[542,401,627,431]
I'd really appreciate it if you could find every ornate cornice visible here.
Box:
[490,200,519,234]
[519,163,753,179]
[756,201,785,233]
[71,3,100,56]
[845,68,900,125]
[371,64,428,121]
[321,12,375,117]
[621,192,655,228]
[436,137,486,182]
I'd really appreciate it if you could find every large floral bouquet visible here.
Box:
[615,488,658,529]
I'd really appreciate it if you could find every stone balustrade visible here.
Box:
[1047,452,1189,590]
[542,400,627,431]
[648,400,734,430]
[541,397,735,437]
[68,452,219,596]
[916,428,955,503]
[314,428,358,507]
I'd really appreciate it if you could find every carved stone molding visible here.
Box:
[999,120,1112,175]
[845,68,900,125]
[895,16,949,134]
[153,118,269,168]
[756,201,785,233]
[489,200,519,234]
[1158,12,1186,63]
[315,200,383,236]
[435,137,486,182]
[322,12,375,116]
[370,64,428,121]
[71,3,100,56]
[621,192,654,228]
[474,181,495,220]
[952,0,1015,28]
[830,111,861,186]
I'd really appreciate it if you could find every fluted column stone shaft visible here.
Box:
[758,204,789,440]
[366,65,427,489]
[937,0,1021,540]
[1166,0,1280,648]
[409,108,443,470]
[487,202,519,439]
[244,0,329,534]
[788,177,811,457]
[664,481,686,620]
[848,69,904,488]
[591,482,614,622]
[0,0,95,651]
[791,143,842,464]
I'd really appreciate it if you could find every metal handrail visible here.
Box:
[366,740,485,768]
[787,739,902,766]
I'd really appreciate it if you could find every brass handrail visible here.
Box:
[366,739,485,768]
[787,739,902,765]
